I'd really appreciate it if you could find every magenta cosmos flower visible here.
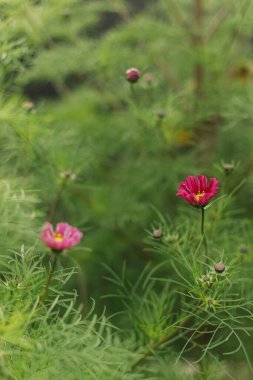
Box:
[176,175,219,207]
[41,222,83,252]
[125,67,141,83]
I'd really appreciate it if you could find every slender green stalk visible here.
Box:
[40,254,58,304]
[201,207,208,256]
[47,178,67,222]
[193,0,204,98]
[130,83,135,98]
[199,358,209,379]
[130,314,191,371]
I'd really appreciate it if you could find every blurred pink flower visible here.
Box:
[176,175,219,207]
[125,67,141,83]
[41,222,83,252]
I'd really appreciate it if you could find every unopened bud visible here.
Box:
[240,246,249,254]
[60,170,76,181]
[164,232,179,243]
[152,229,163,239]
[22,101,34,111]
[125,67,141,83]
[157,111,166,119]
[214,262,225,273]
[223,163,234,174]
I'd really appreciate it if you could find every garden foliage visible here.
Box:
[0,0,252,378]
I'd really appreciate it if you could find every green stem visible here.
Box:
[47,179,67,222]
[130,314,191,371]
[130,82,136,98]
[199,359,207,379]
[193,0,204,112]
[201,207,208,257]
[40,255,58,304]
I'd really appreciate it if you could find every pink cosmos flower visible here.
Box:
[176,175,219,207]
[41,222,83,252]
[126,67,141,83]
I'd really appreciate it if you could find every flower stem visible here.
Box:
[130,82,136,98]
[201,207,208,256]
[199,359,208,379]
[47,178,67,222]
[40,255,58,304]
[193,0,204,99]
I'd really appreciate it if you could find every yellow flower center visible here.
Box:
[194,192,205,201]
[53,233,63,242]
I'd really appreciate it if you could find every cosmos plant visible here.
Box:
[41,222,83,252]
[40,222,83,302]
[177,175,219,256]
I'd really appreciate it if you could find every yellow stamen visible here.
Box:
[194,192,205,201]
[54,233,63,242]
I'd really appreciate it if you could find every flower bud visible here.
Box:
[164,232,179,243]
[157,111,166,119]
[125,67,141,83]
[152,229,163,239]
[214,262,225,273]
[223,163,234,174]
[60,170,76,181]
[200,274,214,287]
[240,246,249,254]
[22,101,34,111]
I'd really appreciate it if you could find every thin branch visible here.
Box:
[130,313,193,371]
[47,178,68,222]
[40,255,58,304]
[166,1,191,34]
[205,6,231,42]
[193,0,204,97]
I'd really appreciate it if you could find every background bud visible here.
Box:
[60,170,76,181]
[240,246,249,254]
[152,229,163,239]
[22,101,34,111]
[223,162,234,174]
[157,111,166,119]
[214,262,225,273]
[126,67,141,83]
